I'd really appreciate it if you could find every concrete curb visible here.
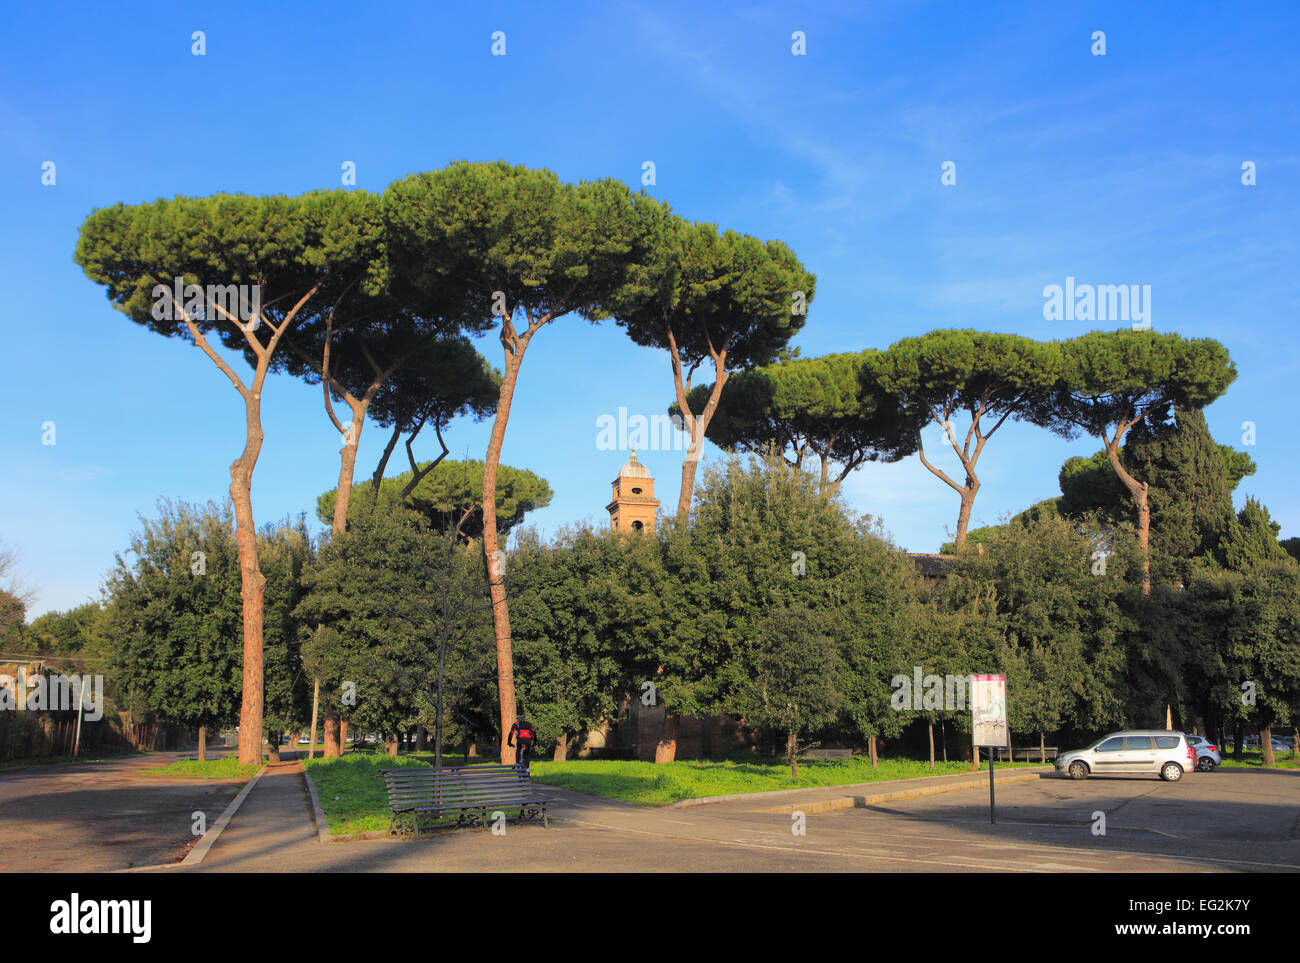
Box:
[752,767,1053,815]
[302,767,334,842]
[179,765,268,866]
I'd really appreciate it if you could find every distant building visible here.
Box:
[606,450,659,534]
[907,552,957,586]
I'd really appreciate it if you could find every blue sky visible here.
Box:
[2,1,1297,617]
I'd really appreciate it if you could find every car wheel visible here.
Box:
[1068,760,1088,780]
[1160,762,1183,782]
[1196,757,1215,772]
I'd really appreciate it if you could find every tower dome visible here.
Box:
[617,450,652,479]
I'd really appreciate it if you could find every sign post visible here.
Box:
[970,674,1008,824]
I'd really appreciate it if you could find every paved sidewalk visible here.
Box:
[187,757,319,872]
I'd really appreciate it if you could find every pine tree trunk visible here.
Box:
[1040,731,1046,764]
[668,333,729,524]
[553,732,568,762]
[483,348,528,765]
[1103,436,1152,596]
[198,725,207,762]
[869,735,878,769]
[928,723,935,769]
[788,727,797,779]
[230,393,267,766]
[655,713,679,764]
[339,720,348,753]
[1261,726,1276,767]
[954,487,977,552]
[308,678,319,760]
[323,706,340,758]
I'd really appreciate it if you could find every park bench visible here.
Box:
[379,764,558,838]
[799,748,853,760]
[994,746,1058,762]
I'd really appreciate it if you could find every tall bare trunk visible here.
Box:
[869,735,878,769]
[370,423,403,505]
[928,723,935,769]
[308,678,319,760]
[483,347,528,765]
[1103,426,1151,596]
[332,422,363,534]
[553,732,568,762]
[1261,726,1276,767]
[655,713,679,764]
[231,393,267,766]
[954,485,977,552]
[339,720,348,752]
[1040,731,1046,764]
[198,725,207,762]
[667,329,728,525]
[788,728,797,779]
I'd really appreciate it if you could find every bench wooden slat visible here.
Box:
[378,765,557,837]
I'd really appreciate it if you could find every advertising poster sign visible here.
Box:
[971,674,1008,748]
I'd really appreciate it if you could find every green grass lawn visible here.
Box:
[148,756,263,779]
[526,756,1044,806]
[1217,749,1300,770]
[303,751,1045,834]
[303,753,430,834]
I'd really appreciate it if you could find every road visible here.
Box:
[0,748,245,872]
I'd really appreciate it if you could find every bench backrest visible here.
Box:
[380,764,535,811]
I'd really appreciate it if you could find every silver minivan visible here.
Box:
[1054,730,1196,782]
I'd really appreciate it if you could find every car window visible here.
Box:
[1096,737,1125,752]
[1125,736,1153,750]
[1155,736,1180,749]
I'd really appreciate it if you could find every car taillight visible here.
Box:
[1207,745,1217,752]
[1188,745,1195,763]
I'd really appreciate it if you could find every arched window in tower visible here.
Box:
[631,520,644,531]
[631,487,642,494]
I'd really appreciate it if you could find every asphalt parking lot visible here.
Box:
[191,764,1300,873]
[789,768,1300,872]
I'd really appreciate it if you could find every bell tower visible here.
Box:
[607,450,659,534]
